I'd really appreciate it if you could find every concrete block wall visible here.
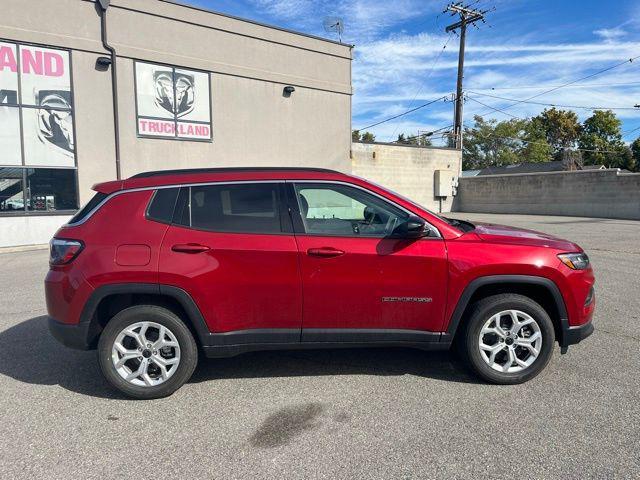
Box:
[351,142,462,213]
[453,169,640,220]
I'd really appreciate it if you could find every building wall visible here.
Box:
[351,142,462,213]
[453,169,640,220]
[0,0,352,247]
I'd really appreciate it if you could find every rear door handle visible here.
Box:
[171,243,211,254]
[307,247,345,258]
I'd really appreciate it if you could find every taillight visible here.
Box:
[50,238,84,265]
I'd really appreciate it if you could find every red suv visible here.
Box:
[46,168,595,399]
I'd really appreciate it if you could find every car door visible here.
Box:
[158,182,302,342]
[288,181,448,341]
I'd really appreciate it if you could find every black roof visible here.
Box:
[130,167,341,179]
[477,161,565,176]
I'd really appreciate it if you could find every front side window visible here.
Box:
[179,183,282,234]
[294,183,410,237]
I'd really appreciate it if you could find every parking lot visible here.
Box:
[0,213,638,479]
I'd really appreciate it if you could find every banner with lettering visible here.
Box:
[0,42,74,167]
[135,61,212,141]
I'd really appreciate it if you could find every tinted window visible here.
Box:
[25,168,78,211]
[294,183,409,237]
[69,192,107,224]
[147,188,179,223]
[0,167,25,212]
[187,183,282,234]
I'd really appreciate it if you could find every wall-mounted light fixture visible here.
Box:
[95,56,112,70]
[283,85,296,97]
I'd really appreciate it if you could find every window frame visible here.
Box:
[0,38,78,216]
[287,181,441,239]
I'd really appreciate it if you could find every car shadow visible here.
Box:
[0,316,477,399]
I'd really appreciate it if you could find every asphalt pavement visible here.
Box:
[0,213,638,479]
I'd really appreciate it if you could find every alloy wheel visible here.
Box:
[111,321,181,387]
[478,309,542,373]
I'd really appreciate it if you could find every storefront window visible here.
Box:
[0,168,25,212]
[0,40,77,214]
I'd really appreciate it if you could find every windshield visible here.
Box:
[360,178,475,232]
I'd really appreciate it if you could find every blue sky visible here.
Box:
[182,0,640,145]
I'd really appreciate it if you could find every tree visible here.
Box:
[360,131,376,143]
[578,110,625,166]
[351,130,376,143]
[462,115,534,170]
[396,133,432,146]
[521,116,553,163]
[534,108,581,161]
[632,137,640,168]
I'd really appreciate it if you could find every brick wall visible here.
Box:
[454,169,640,220]
[351,142,462,213]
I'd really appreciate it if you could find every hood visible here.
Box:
[473,222,581,251]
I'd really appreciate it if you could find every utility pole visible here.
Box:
[445,2,489,149]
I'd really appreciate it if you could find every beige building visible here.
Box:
[0,0,352,246]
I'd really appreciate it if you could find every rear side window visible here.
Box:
[179,183,283,234]
[68,192,107,224]
[146,188,179,224]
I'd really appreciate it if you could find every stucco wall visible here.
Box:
[351,142,462,213]
[453,169,640,220]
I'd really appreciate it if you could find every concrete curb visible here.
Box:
[0,244,48,254]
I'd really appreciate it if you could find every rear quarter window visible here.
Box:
[146,188,180,224]
[68,192,107,224]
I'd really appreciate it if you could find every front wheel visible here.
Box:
[459,294,555,384]
[98,305,198,399]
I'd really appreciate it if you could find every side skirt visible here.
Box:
[201,328,450,358]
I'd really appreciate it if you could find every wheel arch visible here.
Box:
[445,275,569,345]
[80,283,210,349]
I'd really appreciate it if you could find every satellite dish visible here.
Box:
[323,17,344,42]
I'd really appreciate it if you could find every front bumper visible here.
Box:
[47,316,93,350]
[563,321,594,346]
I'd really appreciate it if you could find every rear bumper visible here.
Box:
[48,316,93,350]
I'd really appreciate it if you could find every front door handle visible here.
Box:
[307,247,345,258]
[171,243,211,254]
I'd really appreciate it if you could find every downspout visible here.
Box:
[97,0,121,180]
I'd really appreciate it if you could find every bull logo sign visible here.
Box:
[0,43,75,165]
[136,62,211,140]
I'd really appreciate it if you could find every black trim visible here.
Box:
[130,167,340,179]
[48,316,93,350]
[301,328,441,343]
[442,274,588,349]
[207,329,300,346]
[560,319,594,348]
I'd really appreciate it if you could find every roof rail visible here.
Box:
[130,167,341,179]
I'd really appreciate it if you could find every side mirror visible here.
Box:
[393,216,427,239]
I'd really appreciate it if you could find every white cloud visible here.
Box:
[594,27,627,42]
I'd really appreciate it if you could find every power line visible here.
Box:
[392,125,453,143]
[387,33,454,142]
[466,96,520,118]
[357,95,450,131]
[468,81,640,91]
[468,91,640,111]
[476,54,640,118]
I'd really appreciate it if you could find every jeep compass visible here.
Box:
[46,168,595,399]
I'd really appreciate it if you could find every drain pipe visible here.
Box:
[97,0,122,180]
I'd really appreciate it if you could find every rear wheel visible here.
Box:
[459,294,555,384]
[98,305,198,399]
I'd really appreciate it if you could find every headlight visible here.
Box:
[558,252,590,270]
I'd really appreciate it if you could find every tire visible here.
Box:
[98,305,198,399]
[458,294,555,384]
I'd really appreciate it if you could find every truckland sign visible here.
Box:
[135,61,212,141]
[0,42,75,167]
